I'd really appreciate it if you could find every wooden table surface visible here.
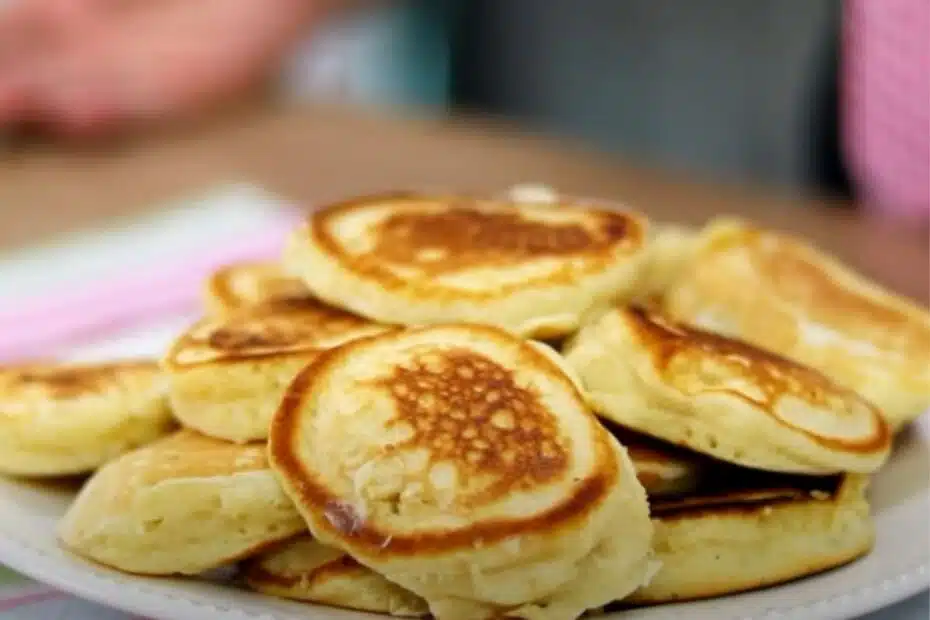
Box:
[0,103,926,303]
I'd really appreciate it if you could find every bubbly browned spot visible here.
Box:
[5,361,156,399]
[374,349,568,506]
[369,205,635,275]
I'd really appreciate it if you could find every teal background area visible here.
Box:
[340,1,454,110]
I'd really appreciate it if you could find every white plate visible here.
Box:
[0,325,927,620]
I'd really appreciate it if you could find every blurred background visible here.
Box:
[282,0,926,212]
[0,0,926,220]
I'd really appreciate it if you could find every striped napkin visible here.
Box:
[0,183,298,617]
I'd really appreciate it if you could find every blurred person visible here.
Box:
[0,0,329,132]
[0,0,925,221]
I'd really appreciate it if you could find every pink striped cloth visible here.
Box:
[0,203,299,361]
[842,0,930,221]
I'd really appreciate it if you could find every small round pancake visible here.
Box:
[663,218,930,431]
[269,324,655,620]
[0,360,174,477]
[244,535,428,617]
[609,426,706,498]
[564,306,891,474]
[58,430,307,576]
[283,192,650,339]
[626,474,874,604]
[204,261,312,316]
[163,298,391,443]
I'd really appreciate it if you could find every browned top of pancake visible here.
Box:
[622,306,890,453]
[207,262,312,313]
[270,324,618,557]
[696,223,930,357]
[308,192,646,294]
[165,298,388,368]
[0,360,159,401]
[371,348,569,506]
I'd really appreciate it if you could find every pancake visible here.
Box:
[283,191,650,339]
[663,218,930,431]
[58,430,307,576]
[609,426,707,498]
[163,298,391,442]
[203,261,312,316]
[0,360,174,476]
[563,306,891,474]
[268,324,655,620]
[635,223,700,301]
[625,473,873,604]
[244,535,428,617]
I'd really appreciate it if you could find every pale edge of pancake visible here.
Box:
[0,363,175,476]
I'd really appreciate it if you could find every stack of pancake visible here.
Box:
[2,189,928,620]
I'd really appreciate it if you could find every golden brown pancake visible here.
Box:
[0,360,174,476]
[663,218,930,431]
[58,430,307,576]
[564,305,891,474]
[243,535,429,616]
[163,298,391,442]
[283,191,650,339]
[203,261,312,316]
[625,474,873,604]
[268,324,655,620]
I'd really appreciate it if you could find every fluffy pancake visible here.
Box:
[626,474,873,604]
[269,324,655,620]
[244,535,429,617]
[203,261,312,316]
[163,298,390,442]
[283,192,650,339]
[609,426,706,498]
[0,360,174,476]
[563,306,891,474]
[663,218,930,431]
[58,430,307,575]
[635,223,699,301]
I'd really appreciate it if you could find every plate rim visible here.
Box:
[0,517,926,620]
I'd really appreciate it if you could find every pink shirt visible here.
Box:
[843,0,929,221]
